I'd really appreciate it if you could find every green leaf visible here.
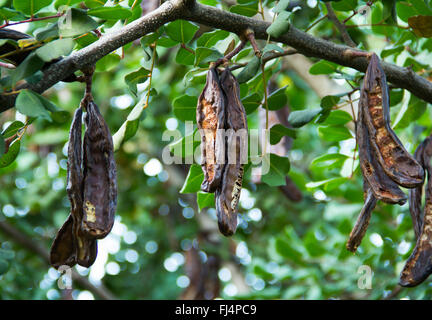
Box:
[273,0,290,13]
[195,47,223,66]
[306,177,349,191]
[13,0,51,15]
[390,89,404,107]
[197,30,229,47]
[267,86,288,111]
[0,7,19,20]
[332,0,357,11]
[269,124,296,145]
[237,56,261,84]
[59,8,99,38]
[410,0,432,15]
[0,139,20,168]
[381,45,404,59]
[95,54,120,72]
[180,164,204,193]
[113,95,148,151]
[242,93,262,114]
[1,121,24,138]
[10,52,44,85]
[288,108,321,128]
[173,94,197,122]
[229,2,258,17]
[165,20,199,43]
[266,11,291,38]
[197,191,215,211]
[316,95,341,123]
[403,57,429,72]
[176,46,195,66]
[261,153,290,187]
[55,0,83,10]
[382,0,397,23]
[34,23,60,41]
[87,5,132,20]
[396,1,419,22]
[15,90,51,120]
[35,38,74,62]
[318,126,352,142]
[261,43,284,60]
[124,67,149,96]
[394,95,427,129]
[310,153,348,170]
[309,60,338,75]
[320,95,341,109]
[321,110,352,126]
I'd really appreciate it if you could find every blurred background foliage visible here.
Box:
[0,0,432,300]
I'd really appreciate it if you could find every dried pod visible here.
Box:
[50,215,77,268]
[75,233,98,268]
[346,184,377,253]
[197,67,226,193]
[357,94,407,205]
[82,100,117,239]
[361,53,424,188]
[50,107,98,268]
[215,69,248,236]
[400,135,432,287]
[408,138,432,240]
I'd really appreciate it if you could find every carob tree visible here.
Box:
[1,0,432,296]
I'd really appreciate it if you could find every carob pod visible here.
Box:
[50,107,97,268]
[399,135,432,287]
[197,66,226,193]
[361,53,424,188]
[215,68,248,236]
[356,93,407,204]
[81,100,117,239]
[50,215,77,268]
[346,183,377,252]
[409,138,432,240]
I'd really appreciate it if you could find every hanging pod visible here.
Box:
[215,68,248,237]
[361,53,424,188]
[81,100,117,239]
[400,135,432,287]
[196,66,226,193]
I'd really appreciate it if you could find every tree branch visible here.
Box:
[324,3,356,48]
[0,220,116,300]
[1,0,432,112]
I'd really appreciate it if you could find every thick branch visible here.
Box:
[0,220,116,300]
[1,0,432,112]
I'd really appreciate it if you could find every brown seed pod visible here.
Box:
[81,100,117,239]
[408,138,432,240]
[361,53,424,188]
[400,135,432,287]
[346,184,377,253]
[50,107,98,269]
[215,68,248,237]
[50,215,77,268]
[197,66,226,193]
[356,93,407,205]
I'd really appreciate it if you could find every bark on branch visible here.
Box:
[1,0,431,112]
